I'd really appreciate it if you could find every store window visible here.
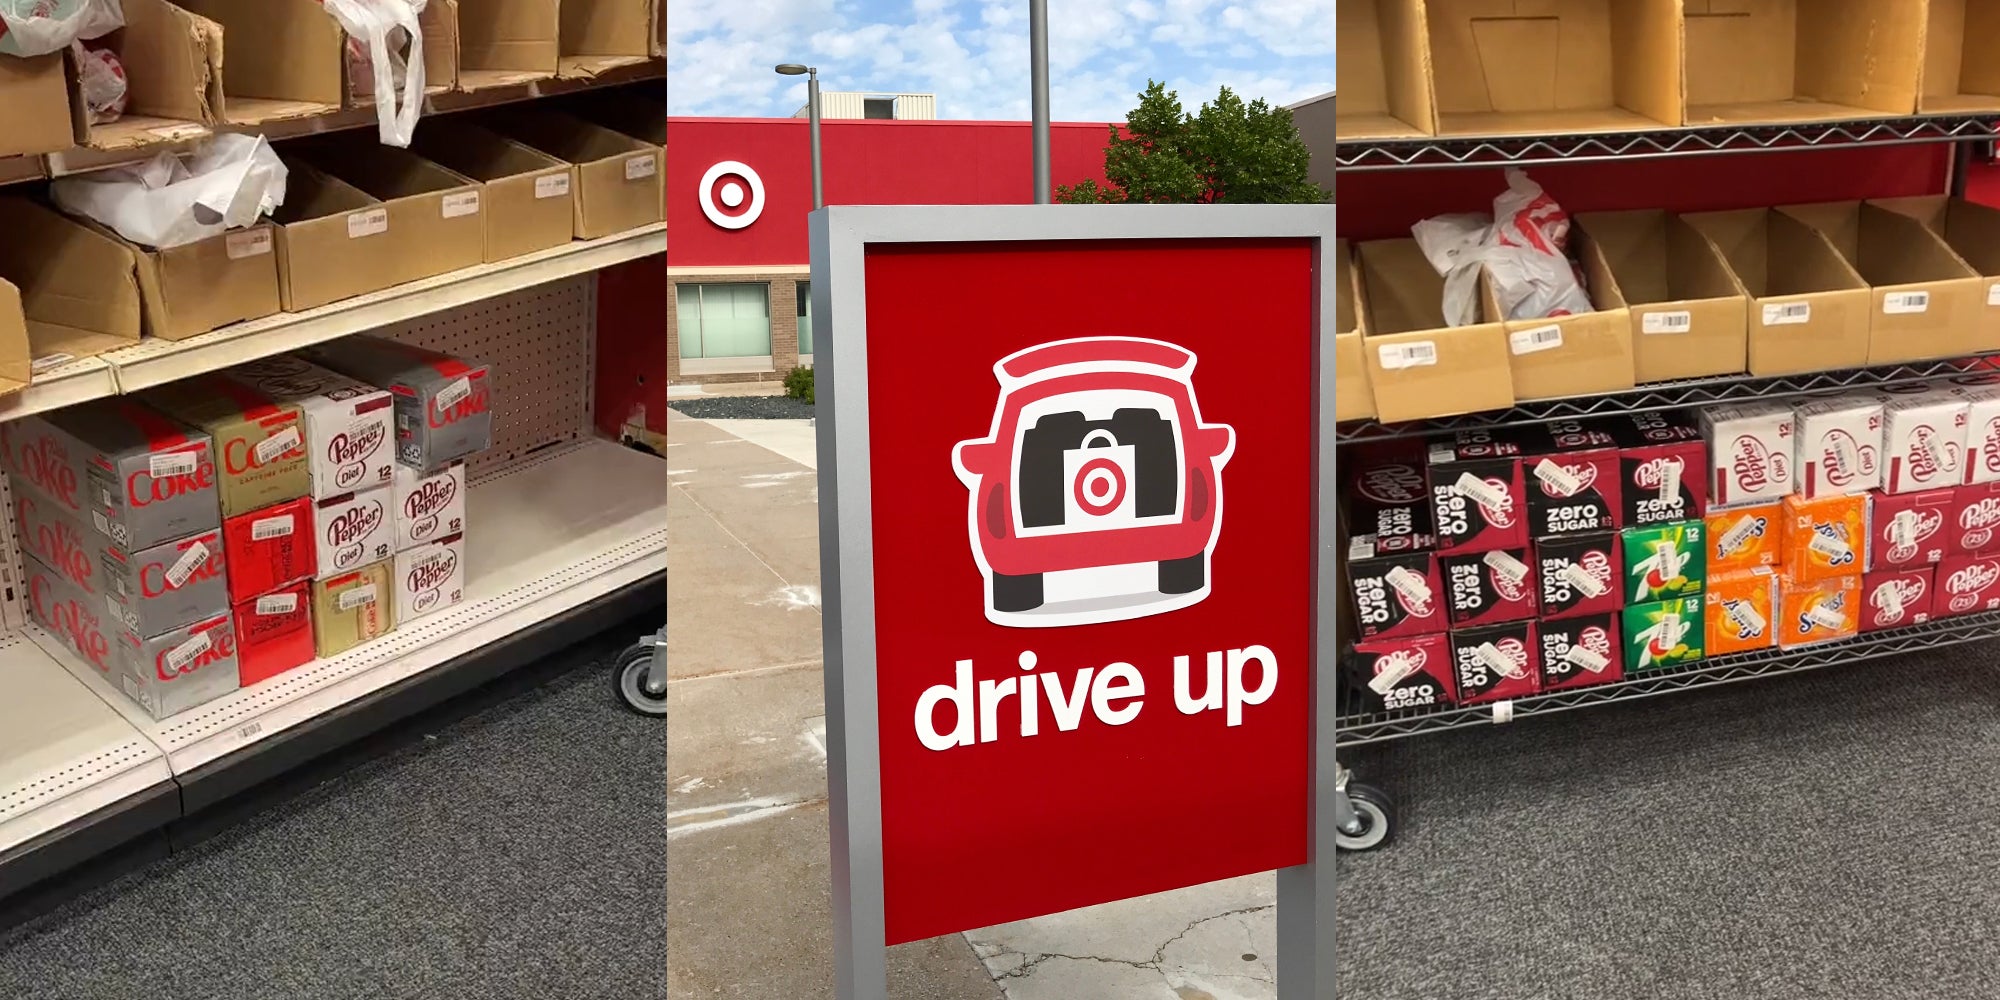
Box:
[796,280,813,359]
[676,283,772,360]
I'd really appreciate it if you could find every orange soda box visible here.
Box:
[1705,503,1780,575]
[1706,567,1778,656]
[1781,493,1868,582]
[1778,574,1861,649]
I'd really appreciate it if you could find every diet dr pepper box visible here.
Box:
[394,533,465,622]
[139,374,310,518]
[1793,395,1883,498]
[226,356,395,500]
[1881,391,1967,494]
[1427,430,1529,554]
[313,487,394,578]
[306,336,494,473]
[1609,410,1707,526]
[1949,382,2000,485]
[43,399,221,551]
[1701,401,1794,508]
[393,461,466,551]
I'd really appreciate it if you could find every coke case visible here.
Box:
[1349,634,1455,712]
[1347,533,1445,641]
[1449,620,1539,705]
[114,611,239,720]
[18,486,228,638]
[1537,613,1622,692]
[226,356,395,500]
[394,533,464,622]
[1441,546,1536,627]
[1535,531,1620,620]
[393,461,465,551]
[0,415,94,519]
[305,336,495,473]
[235,581,314,686]
[1870,488,1953,569]
[139,373,310,517]
[1426,431,1529,554]
[1608,410,1707,526]
[25,553,114,674]
[1344,460,1432,543]
[222,496,316,604]
[1863,567,1935,631]
[54,399,220,550]
[312,488,394,578]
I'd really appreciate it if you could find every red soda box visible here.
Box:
[1938,553,2000,616]
[1701,402,1794,508]
[1440,546,1536,627]
[223,497,317,605]
[1863,567,1935,631]
[1610,410,1707,525]
[1349,633,1455,713]
[1534,531,1621,620]
[1870,488,1953,569]
[1949,383,2000,485]
[1882,391,1967,494]
[1347,533,1444,641]
[1345,459,1433,543]
[1536,613,1622,692]
[1950,482,2000,556]
[235,581,315,686]
[1793,395,1883,497]
[1426,431,1528,554]
[1525,420,1621,536]
[1449,620,1539,705]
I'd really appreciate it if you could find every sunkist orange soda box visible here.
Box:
[1780,493,1868,583]
[1779,574,1861,649]
[1705,503,1780,575]
[1706,567,1778,655]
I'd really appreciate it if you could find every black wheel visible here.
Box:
[992,572,1044,612]
[1336,783,1395,852]
[1158,553,1206,594]
[614,644,667,717]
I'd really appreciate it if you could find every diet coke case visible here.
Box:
[226,356,395,500]
[14,490,108,599]
[1609,410,1707,526]
[1349,633,1455,712]
[394,533,464,622]
[25,553,114,674]
[1535,531,1621,620]
[1863,567,1934,631]
[1347,533,1444,641]
[0,415,94,519]
[393,461,465,551]
[1881,392,1967,494]
[312,487,394,578]
[1701,402,1794,508]
[1938,553,2000,616]
[1449,620,1539,705]
[1441,546,1536,627]
[1537,613,1622,692]
[50,399,220,550]
[1427,431,1528,554]
[1871,488,1954,568]
[222,496,316,604]
[99,528,228,639]
[235,581,314,686]
[305,336,494,473]
[1525,420,1621,536]
[1793,396,1882,498]
[1344,460,1432,542]
[114,611,238,720]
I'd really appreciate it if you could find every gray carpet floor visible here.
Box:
[1336,642,2000,1000]
[0,629,666,1000]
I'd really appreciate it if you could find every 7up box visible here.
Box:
[1623,596,1704,672]
[1620,521,1706,603]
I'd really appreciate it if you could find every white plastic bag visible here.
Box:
[321,0,427,147]
[71,41,125,123]
[49,133,287,249]
[0,0,122,58]
[1411,168,1594,327]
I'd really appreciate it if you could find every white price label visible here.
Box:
[535,173,571,199]
[1492,699,1514,724]
[442,191,481,218]
[1878,582,1905,618]
[436,377,472,411]
[1483,549,1530,585]
[1384,565,1431,605]
[30,352,73,373]
[347,208,389,239]
[256,592,300,615]
[1563,645,1610,674]
[1658,459,1681,504]
[254,426,302,464]
[1718,514,1759,556]
[1725,600,1767,635]
[1642,311,1692,335]
[1884,291,1931,315]
[1377,341,1437,370]
[1560,562,1607,598]
[251,514,295,540]
[1453,472,1508,509]
[225,229,273,259]
[1807,531,1852,560]
[337,584,378,611]
[1763,302,1812,326]
[1805,602,1846,630]
[1509,325,1563,355]
[625,154,658,180]
[1475,642,1517,677]
[149,450,197,477]
[163,541,209,589]
[1890,510,1918,548]
[1532,458,1583,497]
[106,594,122,620]
[1367,655,1420,695]
[1988,282,2000,307]
[164,631,211,671]
[90,510,109,536]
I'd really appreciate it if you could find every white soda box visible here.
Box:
[394,532,464,622]
[392,461,465,552]
[1701,402,1794,508]
[1949,383,2000,485]
[311,486,394,578]
[1882,391,1968,494]
[1794,396,1882,498]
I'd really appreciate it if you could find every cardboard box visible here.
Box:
[1775,201,1986,364]
[222,496,316,605]
[1423,0,1681,135]
[1353,239,1513,422]
[172,0,345,124]
[1535,530,1620,621]
[294,143,486,283]
[1882,391,1968,494]
[1683,0,1923,124]
[1949,482,2000,556]
[1918,0,2000,113]
[1681,209,1871,376]
[1448,620,1538,706]
[1336,0,1435,138]
[1524,423,1620,536]
[558,0,657,77]
[410,117,575,262]
[311,487,394,579]
[268,166,401,312]
[456,0,559,89]
[25,552,115,674]
[64,0,225,150]
[1609,410,1707,525]
[1780,493,1868,583]
[0,278,28,398]
[0,52,75,157]
[1705,567,1778,656]
[140,374,309,517]
[1869,488,1953,570]
[310,559,394,657]
[224,356,396,500]
[1537,613,1622,693]
[1441,546,1535,628]
[393,531,464,622]
[1863,566,1934,631]
[557,88,666,145]
[1577,209,1749,383]
[1947,383,2000,485]
[1793,396,1883,498]
[1624,595,1703,672]
[1346,532,1445,641]
[1349,633,1456,713]
[1705,503,1779,576]
[1702,402,1795,507]
[419,0,461,95]
[1778,574,1861,648]
[1621,521,1705,604]
[77,217,282,341]
[50,399,219,550]
[0,198,140,373]
[112,609,238,719]
[1332,238,1375,422]
[100,527,228,639]
[480,108,661,238]
[1427,431,1529,554]
[1480,271,1634,402]
[1869,196,2000,355]
[235,580,314,686]
[303,335,494,473]
[392,460,465,551]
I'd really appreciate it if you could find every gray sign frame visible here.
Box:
[810,203,1338,999]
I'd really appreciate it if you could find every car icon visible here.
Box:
[952,336,1235,627]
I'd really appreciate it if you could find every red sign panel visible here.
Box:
[862,238,1315,943]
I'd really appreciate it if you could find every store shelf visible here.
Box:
[0,357,118,424]
[1337,353,2000,444]
[1336,610,2000,747]
[1337,113,2000,171]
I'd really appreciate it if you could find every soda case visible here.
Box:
[1624,596,1704,672]
[393,461,465,551]
[25,553,114,674]
[1948,482,2000,556]
[17,486,228,639]
[1346,459,1433,542]
[1426,431,1529,554]
[113,611,240,720]
[222,496,316,605]
[139,373,310,517]
[1620,521,1706,603]
[53,399,220,551]
[1608,410,1707,526]
[1440,546,1536,628]
[305,336,495,474]
[1793,396,1882,498]
[1863,566,1935,631]
[1701,401,1794,508]
[311,487,394,579]
[1778,575,1860,648]
[1948,382,2000,485]
[394,532,464,622]
[1705,568,1778,656]
[1349,633,1456,713]
[1780,493,1868,583]
[235,581,314,686]
[1347,533,1445,641]
[311,560,395,657]
[1704,503,1779,575]
[1881,391,1967,494]
[1937,553,2000,617]
[226,356,395,500]
[1537,613,1622,692]
[0,415,94,521]
[1448,620,1538,705]
[1524,420,1620,536]
[1870,488,1954,570]
[1534,531,1620,621]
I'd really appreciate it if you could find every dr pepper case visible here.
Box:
[1701,401,1794,508]
[235,581,314,686]
[394,533,464,622]
[1705,567,1778,656]
[1448,620,1538,706]
[1349,633,1455,713]
[1535,531,1620,620]
[1704,502,1779,576]
[1949,482,2000,556]
[1864,567,1934,632]
[306,335,494,473]
[139,373,310,518]
[1793,395,1883,498]
[1537,613,1621,693]
[1427,432,1527,554]
[311,560,394,657]
[312,487,393,579]
[394,461,465,551]
[1347,533,1444,641]
[1938,553,2000,617]
[1609,410,1706,526]
[53,398,219,551]
[1524,421,1621,536]
[1441,546,1536,627]
[1345,460,1432,543]
[223,496,316,604]
[1870,487,1953,570]
[1780,492,1868,583]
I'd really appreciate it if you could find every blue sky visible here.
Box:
[667,0,1335,122]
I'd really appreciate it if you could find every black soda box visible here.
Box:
[1345,459,1432,543]
[1347,533,1445,641]
[1449,620,1539,705]
[1441,545,1536,627]
[1536,531,1622,620]
[1427,429,1529,554]
[1537,613,1623,692]
[1526,419,1622,536]
[1349,633,1455,713]
[1608,410,1708,526]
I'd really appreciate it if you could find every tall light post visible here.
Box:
[777,63,824,210]
[1028,0,1050,203]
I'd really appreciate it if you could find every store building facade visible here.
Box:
[666,117,1113,383]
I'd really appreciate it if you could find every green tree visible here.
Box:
[1057,81,1327,205]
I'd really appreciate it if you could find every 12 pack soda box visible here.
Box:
[1701,402,1793,508]
[1778,575,1860,648]
[1535,531,1620,620]
[140,374,310,518]
[227,356,396,500]
[1624,595,1703,672]
[1620,521,1706,604]
[1607,410,1706,526]
[305,336,495,474]
[1793,395,1882,498]
[1347,533,1444,641]
[1863,567,1934,631]
[113,611,240,721]
[1525,420,1620,536]
[235,581,314,686]
[1448,620,1539,705]
[1871,488,1953,570]
[1882,391,1966,494]
[1345,458,1431,543]
[56,399,221,550]
[1704,502,1779,575]
[1938,553,2000,617]
[1440,546,1536,627]
[1780,493,1867,583]
[1349,633,1455,713]
[1537,613,1622,692]
[1426,429,1530,554]
[1706,568,1777,656]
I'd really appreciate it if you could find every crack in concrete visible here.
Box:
[978,902,1279,993]
[1151,904,1277,968]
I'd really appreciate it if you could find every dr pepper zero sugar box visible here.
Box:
[1620,521,1706,604]
[1624,596,1704,672]
[1863,567,1935,632]
[1441,546,1536,627]
[1449,620,1538,706]
[1780,492,1868,583]
[1938,553,2000,617]
[226,356,395,500]
[1427,431,1528,554]
[1524,420,1621,536]
[305,336,495,474]
[1535,531,1620,621]
[54,399,220,551]
[139,374,310,518]
[1793,396,1883,498]
[1704,502,1779,576]
[1609,410,1707,527]
[1349,633,1456,713]
[1345,460,1433,543]
[1347,533,1444,641]
[1778,574,1861,649]
[1537,613,1622,692]
[1705,567,1778,656]
[1701,401,1794,508]
[1881,391,1968,494]
[1870,488,1954,570]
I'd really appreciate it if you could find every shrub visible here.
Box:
[783,365,815,404]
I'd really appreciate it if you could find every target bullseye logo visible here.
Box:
[1073,456,1127,516]
[699,160,765,230]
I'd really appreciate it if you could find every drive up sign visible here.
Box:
[813,205,1338,999]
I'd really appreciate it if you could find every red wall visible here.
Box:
[666,118,1115,267]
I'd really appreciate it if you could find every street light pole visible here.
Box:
[1029,0,1050,204]
[777,63,826,209]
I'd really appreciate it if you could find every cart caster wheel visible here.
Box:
[1336,784,1395,852]
[615,644,668,717]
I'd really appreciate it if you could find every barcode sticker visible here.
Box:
[251,514,295,540]
[1726,600,1767,635]
[1642,311,1692,335]
[1384,565,1431,604]
[30,353,72,374]
[1763,302,1812,326]
[347,208,389,239]
[1475,642,1515,675]
[1988,282,2000,307]
[1367,655,1419,695]
[256,592,300,616]
[625,154,658,180]
[1561,562,1607,598]
[1879,582,1905,618]
[1719,514,1758,556]
[1806,602,1846,630]
[106,594,122,620]
[1509,325,1564,355]
[1377,341,1438,370]
[149,451,196,477]
[164,631,211,671]
[1563,645,1610,673]
[442,191,481,218]
[1884,291,1931,315]
[90,510,109,536]
[1453,472,1508,508]
[163,541,209,589]
[237,721,264,741]
[1492,699,1514,724]
[1483,549,1530,585]
[1808,531,1852,560]
[147,123,207,140]
[254,427,302,464]
[226,229,273,259]
[1658,460,1681,504]
[535,173,571,199]
[1890,510,1918,547]
[1532,458,1583,497]
[338,584,378,611]
[437,377,472,410]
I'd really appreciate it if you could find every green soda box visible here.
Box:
[1620,521,1707,603]
[1623,596,1705,672]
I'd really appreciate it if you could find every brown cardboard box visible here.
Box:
[410,118,575,261]
[0,198,142,369]
[480,109,661,238]
[1921,0,2000,113]
[1333,238,1375,422]
[173,0,344,125]
[65,0,224,150]
[1337,0,1435,138]
[1354,238,1514,423]
[140,373,310,517]
[311,559,394,657]
[0,52,76,157]
[1776,201,1986,364]
[68,217,282,341]
[1684,0,1923,125]
[1423,0,1681,136]
[559,0,656,78]
[0,279,31,397]
[559,89,665,144]
[287,145,486,300]
[457,0,559,89]
[1479,274,1633,400]
[269,167,390,312]
[1872,194,2000,354]
[423,0,461,94]
[1681,208,1871,376]
[1577,209,1749,382]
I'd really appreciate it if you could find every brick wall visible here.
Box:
[668,272,810,384]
